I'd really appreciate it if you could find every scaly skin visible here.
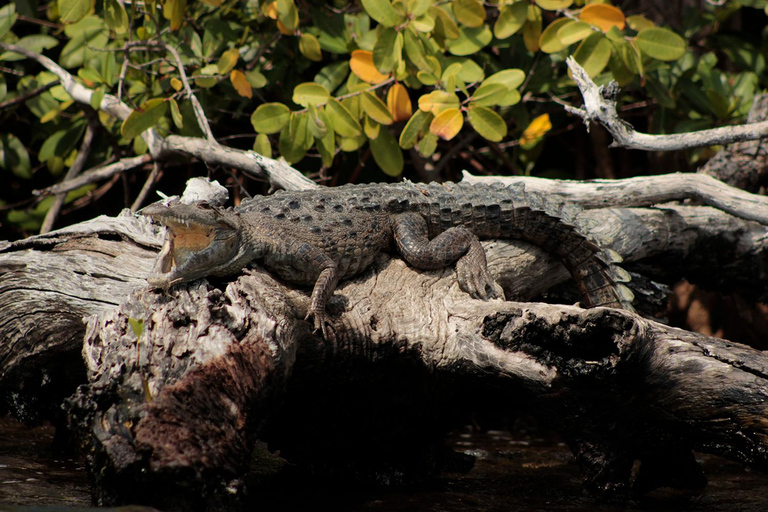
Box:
[142,181,634,338]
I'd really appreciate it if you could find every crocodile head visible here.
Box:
[142,201,245,289]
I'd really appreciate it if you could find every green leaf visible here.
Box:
[432,6,459,40]
[403,28,429,70]
[251,102,291,134]
[364,114,381,139]
[39,124,85,162]
[316,114,335,167]
[104,0,129,35]
[418,90,460,115]
[60,16,109,68]
[315,61,349,93]
[0,4,18,39]
[535,0,572,10]
[217,48,239,74]
[453,0,485,28]
[373,27,403,73]
[635,27,686,61]
[292,82,330,107]
[122,99,168,141]
[444,57,485,83]
[494,1,527,39]
[467,106,507,142]
[447,25,492,56]
[361,0,400,27]
[484,69,525,90]
[128,318,144,338]
[277,0,299,31]
[399,109,433,149]
[327,98,362,137]
[361,91,394,125]
[58,0,90,23]
[299,33,323,62]
[539,17,572,53]
[246,69,268,88]
[370,128,403,176]
[408,0,431,17]
[253,133,272,159]
[0,133,32,179]
[557,20,593,45]
[278,113,311,163]
[169,97,183,129]
[470,83,508,107]
[573,32,612,77]
[307,105,328,139]
[417,131,437,157]
[0,35,59,61]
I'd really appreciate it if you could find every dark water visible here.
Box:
[1,416,767,511]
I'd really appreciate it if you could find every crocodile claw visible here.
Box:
[305,308,336,341]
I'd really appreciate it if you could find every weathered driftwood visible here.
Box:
[1,175,768,508]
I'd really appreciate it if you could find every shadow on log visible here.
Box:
[2,180,768,509]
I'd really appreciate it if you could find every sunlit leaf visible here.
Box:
[299,33,323,62]
[626,14,654,32]
[430,108,463,140]
[467,106,507,142]
[0,35,59,61]
[453,0,486,28]
[447,25,492,55]
[121,98,168,140]
[573,32,612,77]
[170,97,183,128]
[539,17,572,53]
[432,6,459,40]
[535,0,572,10]
[58,0,90,23]
[470,82,508,107]
[277,0,299,31]
[519,113,551,145]
[104,0,129,34]
[326,98,362,137]
[364,114,381,139]
[292,82,330,107]
[635,27,686,61]
[361,0,400,27]
[0,4,18,39]
[253,133,272,159]
[522,5,542,52]
[350,50,390,84]
[217,48,239,74]
[162,0,187,31]
[418,90,460,115]
[231,70,252,98]
[387,83,412,122]
[251,102,291,134]
[246,70,267,88]
[361,91,394,125]
[557,21,593,45]
[315,61,349,92]
[579,3,625,32]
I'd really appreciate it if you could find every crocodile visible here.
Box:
[142,181,634,338]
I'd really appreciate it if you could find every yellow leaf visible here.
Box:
[170,77,182,91]
[430,108,463,140]
[218,48,239,74]
[276,19,293,35]
[418,90,459,115]
[387,83,412,122]
[519,113,551,145]
[580,4,625,32]
[266,1,278,18]
[349,50,390,84]
[230,70,253,98]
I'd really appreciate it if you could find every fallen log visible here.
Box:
[1,177,767,509]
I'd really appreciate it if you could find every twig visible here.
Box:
[461,171,768,225]
[35,154,153,196]
[131,161,162,212]
[564,56,768,151]
[40,109,98,233]
[0,80,58,109]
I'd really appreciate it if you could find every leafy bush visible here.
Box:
[0,0,765,233]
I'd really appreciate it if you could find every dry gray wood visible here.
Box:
[2,176,768,506]
[565,57,768,151]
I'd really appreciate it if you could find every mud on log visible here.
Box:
[1,180,768,509]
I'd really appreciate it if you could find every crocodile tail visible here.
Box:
[513,183,635,312]
[474,181,635,312]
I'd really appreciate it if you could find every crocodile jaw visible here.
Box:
[142,202,243,289]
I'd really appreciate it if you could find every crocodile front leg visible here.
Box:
[393,213,504,300]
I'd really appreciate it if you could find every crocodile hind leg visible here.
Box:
[393,213,504,300]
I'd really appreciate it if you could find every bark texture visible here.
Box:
[1,178,768,509]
